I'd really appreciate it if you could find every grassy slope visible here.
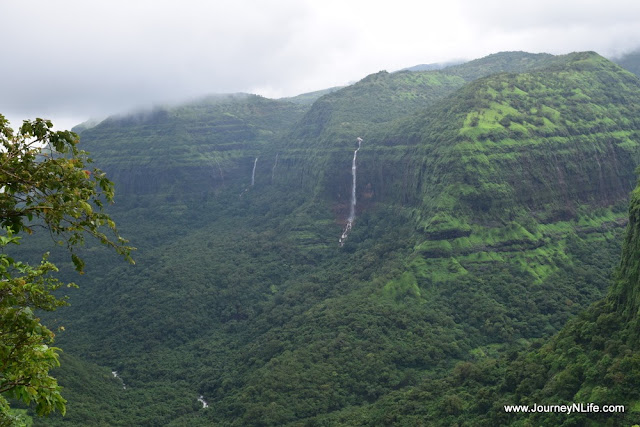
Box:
[376,52,640,287]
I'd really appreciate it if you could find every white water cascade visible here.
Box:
[111,371,127,390]
[271,153,279,182]
[251,157,258,186]
[339,137,363,246]
[198,395,209,409]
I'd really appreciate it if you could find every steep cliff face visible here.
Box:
[351,52,640,297]
[401,52,640,224]
[269,53,640,235]
[270,52,560,198]
[76,53,640,216]
[266,53,640,290]
[76,94,307,196]
[612,184,640,332]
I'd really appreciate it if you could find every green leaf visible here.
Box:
[71,254,85,273]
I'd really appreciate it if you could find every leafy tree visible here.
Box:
[0,114,133,423]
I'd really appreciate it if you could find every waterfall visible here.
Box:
[251,157,258,186]
[348,138,362,223]
[239,157,259,197]
[112,370,127,390]
[271,153,279,182]
[198,395,209,409]
[339,137,363,246]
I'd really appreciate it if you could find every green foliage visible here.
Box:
[0,115,132,423]
[322,176,640,426]
[0,233,66,421]
[382,271,421,301]
[0,116,132,267]
[442,51,556,82]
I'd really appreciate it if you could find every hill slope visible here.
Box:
[337,178,640,426]
[24,51,640,425]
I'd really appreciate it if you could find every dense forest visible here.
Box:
[6,50,640,425]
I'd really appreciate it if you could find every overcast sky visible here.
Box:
[2,0,640,130]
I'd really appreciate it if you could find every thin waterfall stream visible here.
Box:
[271,153,279,182]
[251,157,258,186]
[111,370,127,390]
[339,137,363,246]
[239,157,259,197]
[198,395,209,409]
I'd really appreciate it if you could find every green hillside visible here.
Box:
[376,51,640,282]
[11,51,640,426]
[281,86,344,105]
[273,51,563,207]
[336,178,640,426]
[442,51,555,81]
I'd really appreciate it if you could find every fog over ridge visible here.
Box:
[2,0,640,130]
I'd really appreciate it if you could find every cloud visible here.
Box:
[461,0,640,31]
[458,0,640,55]
[1,0,640,129]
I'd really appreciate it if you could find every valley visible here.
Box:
[10,50,640,425]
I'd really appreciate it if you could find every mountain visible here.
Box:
[280,86,345,105]
[272,51,562,208]
[613,49,640,78]
[382,51,640,240]
[398,60,464,72]
[71,117,104,133]
[284,51,556,145]
[20,51,640,425]
[341,178,640,426]
[75,93,308,196]
[442,51,555,81]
